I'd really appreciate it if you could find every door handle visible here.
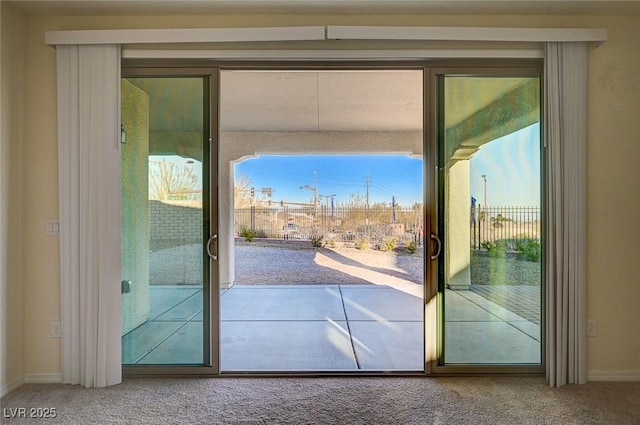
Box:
[430,233,442,260]
[207,233,218,261]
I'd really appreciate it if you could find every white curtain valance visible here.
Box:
[57,44,122,388]
[46,26,607,46]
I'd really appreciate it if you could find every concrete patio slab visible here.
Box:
[221,320,357,371]
[444,290,502,322]
[124,283,541,368]
[149,286,201,320]
[508,320,541,342]
[155,290,203,321]
[340,286,423,322]
[445,321,541,364]
[453,289,530,322]
[138,321,203,365]
[122,321,185,364]
[349,321,424,370]
[221,285,346,321]
[471,285,540,323]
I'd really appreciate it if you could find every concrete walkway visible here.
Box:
[122,283,540,369]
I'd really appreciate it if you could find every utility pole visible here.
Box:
[314,171,318,213]
[366,172,370,226]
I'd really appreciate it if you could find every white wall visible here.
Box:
[0,2,26,396]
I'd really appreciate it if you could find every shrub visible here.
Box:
[516,237,541,262]
[481,239,509,258]
[355,238,368,250]
[325,238,337,248]
[240,228,257,242]
[405,240,417,254]
[378,237,398,252]
[480,237,541,262]
[310,235,324,248]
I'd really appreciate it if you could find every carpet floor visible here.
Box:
[2,377,639,424]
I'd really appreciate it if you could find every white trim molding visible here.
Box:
[1,373,63,396]
[122,48,544,60]
[1,376,25,397]
[588,371,640,382]
[24,373,63,384]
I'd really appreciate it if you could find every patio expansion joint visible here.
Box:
[338,283,361,370]
[148,289,203,322]
[452,290,541,344]
[131,320,194,364]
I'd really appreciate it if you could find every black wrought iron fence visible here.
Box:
[234,205,539,249]
[235,205,425,246]
[470,205,540,250]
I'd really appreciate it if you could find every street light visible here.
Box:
[481,174,487,215]
[318,194,336,208]
[300,171,318,212]
[299,185,317,211]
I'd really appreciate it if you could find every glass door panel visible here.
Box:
[438,76,542,365]
[121,77,209,366]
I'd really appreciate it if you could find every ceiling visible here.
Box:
[126,71,537,161]
[219,71,424,132]
[130,71,528,134]
[8,0,640,16]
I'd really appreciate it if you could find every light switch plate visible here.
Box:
[51,321,61,338]
[46,219,60,237]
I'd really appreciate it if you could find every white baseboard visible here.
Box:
[24,373,62,384]
[588,371,640,382]
[1,375,25,398]
[1,373,62,397]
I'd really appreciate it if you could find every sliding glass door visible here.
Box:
[435,72,543,370]
[118,61,544,376]
[121,72,216,370]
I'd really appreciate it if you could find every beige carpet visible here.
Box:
[2,377,639,424]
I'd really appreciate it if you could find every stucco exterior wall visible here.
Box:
[445,160,471,289]
[121,80,150,335]
[3,12,639,384]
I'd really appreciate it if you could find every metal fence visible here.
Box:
[470,206,540,250]
[234,205,540,249]
[235,205,425,246]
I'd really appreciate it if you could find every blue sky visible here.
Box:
[235,155,424,207]
[470,123,541,207]
[236,124,541,207]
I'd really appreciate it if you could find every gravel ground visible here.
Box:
[149,239,539,287]
[234,239,424,285]
[470,251,541,286]
[149,239,424,286]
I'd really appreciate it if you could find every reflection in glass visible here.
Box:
[441,77,542,365]
[121,77,206,365]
